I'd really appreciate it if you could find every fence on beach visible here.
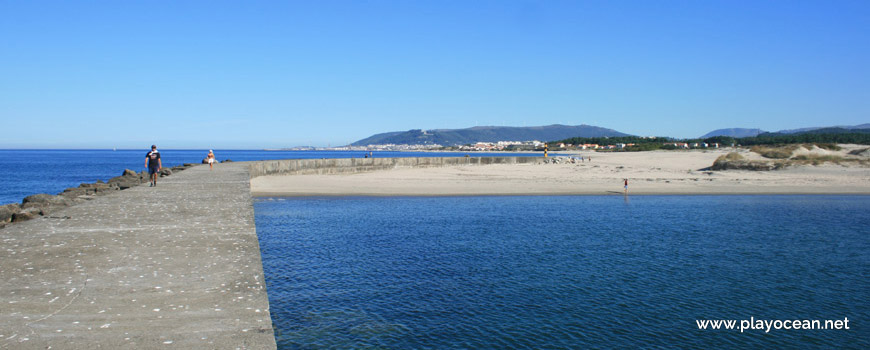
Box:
[248,156,545,178]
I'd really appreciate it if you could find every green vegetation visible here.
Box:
[712,152,744,169]
[711,148,869,170]
[551,136,672,146]
[791,155,870,166]
[546,129,869,153]
[749,143,847,159]
[750,145,798,159]
[502,144,537,151]
[723,152,744,161]
[792,155,842,165]
[812,143,841,151]
[623,143,665,152]
[702,136,737,145]
[711,152,781,171]
[723,131,870,146]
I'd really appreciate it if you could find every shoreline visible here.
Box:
[252,191,870,197]
[249,150,870,197]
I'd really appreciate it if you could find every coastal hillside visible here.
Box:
[701,124,870,139]
[350,124,630,146]
[700,128,766,138]
[777,123,870,134]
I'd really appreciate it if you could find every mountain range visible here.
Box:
[348,123,870,147]
[350,124,630,146]
[701,124,870,138]
[699,128,765,138]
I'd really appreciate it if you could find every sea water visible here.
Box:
[0,149,535,204]
[254,195,869,349]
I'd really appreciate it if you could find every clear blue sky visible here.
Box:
[1,0,868,148]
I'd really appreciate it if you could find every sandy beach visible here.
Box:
[250,148,870,196]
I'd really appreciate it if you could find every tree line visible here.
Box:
[701,130,870,146]
[550,129,870,151]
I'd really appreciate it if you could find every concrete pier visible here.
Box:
[0,163,276,349]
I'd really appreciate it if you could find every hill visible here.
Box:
[701,124,869,139]
[700,128,766,138]
[350,124,631,146]
[777,123,870,134]
[701,127,870,146]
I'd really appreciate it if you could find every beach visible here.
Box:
[250,148,870,196]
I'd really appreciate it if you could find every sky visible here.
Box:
[1,0,868,149]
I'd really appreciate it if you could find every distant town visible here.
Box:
[270,123,869,152]
[276,138,722,152]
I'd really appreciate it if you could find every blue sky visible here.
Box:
[1,0,868,148]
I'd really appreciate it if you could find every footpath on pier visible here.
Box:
[0,163,276,349]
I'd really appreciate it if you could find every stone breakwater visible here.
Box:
[0,162,276,349]
[0,164,197,229]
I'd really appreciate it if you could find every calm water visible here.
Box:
[254,195,869,349]
[0,149,535,204]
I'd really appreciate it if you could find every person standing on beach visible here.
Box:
[207,150,215,170]
[624,178,628,193]
[145,145,162,187]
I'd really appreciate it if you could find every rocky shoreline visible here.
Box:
[0,163,198,229]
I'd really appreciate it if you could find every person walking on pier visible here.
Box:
[207,150,215,170]
[145,145,162,187]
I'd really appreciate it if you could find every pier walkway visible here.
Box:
[0,163,276,349]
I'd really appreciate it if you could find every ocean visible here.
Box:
[0,149,535,205]
[254,195,869,349]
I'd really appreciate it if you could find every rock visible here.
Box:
[111,169,148,187]
[22,193,54,205]
[22,194,72,209]
[202,158,209,164]
[183,163,196,167]
[160,168,172,177]
[12,208,40,222]
[1,203,20,223]
[116,181,139,190]
[80,182,110,189]
[77,182,112,195]
[61,187,89,198]
[109,169,142,185]
[222,159,234,163]
[108,176,124,184]
[96,186,118,195]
